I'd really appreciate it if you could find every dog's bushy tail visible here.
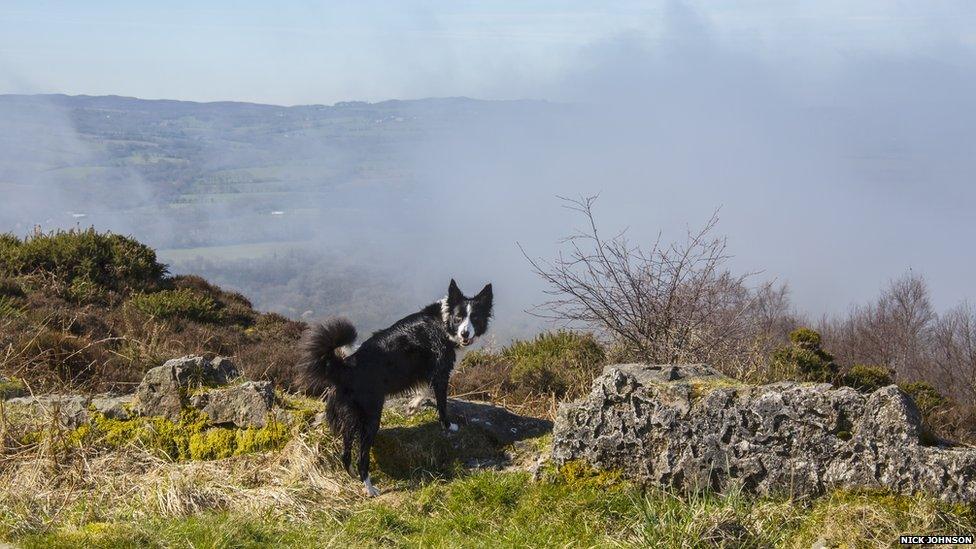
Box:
[297,318,357,396]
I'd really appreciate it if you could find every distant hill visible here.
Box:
[0,93,559,249]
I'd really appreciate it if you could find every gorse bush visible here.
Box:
[788,327,822,350]
[505,331,606,395]
[770,328,838,383]
[128,289,222,323]
[0,228,166,293]
[899,381,949,417]
[843,364,894,393]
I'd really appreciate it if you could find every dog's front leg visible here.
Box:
[431,375,458,433]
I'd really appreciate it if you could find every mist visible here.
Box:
[1,1,975,341]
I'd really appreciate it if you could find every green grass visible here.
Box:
[13,467,974,548]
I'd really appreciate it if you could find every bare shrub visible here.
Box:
[522,196,797,378]
[931,303,976,406]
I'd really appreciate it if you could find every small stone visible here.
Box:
[91,393,135,421]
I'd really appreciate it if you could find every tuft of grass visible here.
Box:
[788,490,976,548]
[0,295,23,318]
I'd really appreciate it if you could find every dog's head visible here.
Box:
[442,279,493,347]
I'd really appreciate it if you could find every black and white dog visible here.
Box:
[298,279,493,496]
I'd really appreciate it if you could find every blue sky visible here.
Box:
[2,1,974,104]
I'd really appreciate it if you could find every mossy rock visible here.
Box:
[372,398,553,479]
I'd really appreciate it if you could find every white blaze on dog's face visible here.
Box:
[457,304,474,345]
[443,279,493,347]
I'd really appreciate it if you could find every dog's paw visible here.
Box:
[363,476,381,497]
[448,422,459,433]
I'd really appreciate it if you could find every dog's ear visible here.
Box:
[447,279,464,306]
[476,283,493,305]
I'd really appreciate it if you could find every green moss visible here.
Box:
[552,460,625,490]
[381,407,439,428]
[0,376,26,399]
[687,377,746,400]
[128,289,222,323]
[372,410,503,479]
[64,411,291,461]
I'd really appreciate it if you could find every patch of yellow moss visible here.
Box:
[553,460,626,490]
[66,411,291,461]
[686,377,746,400]
[276,390,324,425]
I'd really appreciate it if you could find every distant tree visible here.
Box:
[822,271,935,381]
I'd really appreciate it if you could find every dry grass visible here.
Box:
[0,428,357,539]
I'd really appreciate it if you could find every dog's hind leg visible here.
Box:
[340,429,355,476]
[358,411,382,497]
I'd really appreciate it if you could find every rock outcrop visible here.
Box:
[135,355,243,420]
[553,363,976,503]
[2,356,278,432]
[189,381,275,428]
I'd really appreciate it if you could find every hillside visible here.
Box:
[1,229,974,548]
[0,228,305,393]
